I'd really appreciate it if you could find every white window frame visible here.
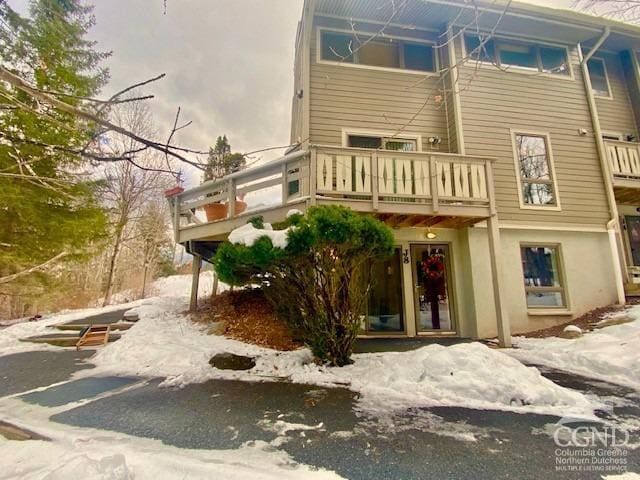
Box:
[316,27,439,76]
[510,129,561,211]
[341,128,423,152]
[587,56,613,99]
[520,243,570,311]
[460,32,575,81]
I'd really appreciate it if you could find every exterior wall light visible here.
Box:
[426,230,437,239]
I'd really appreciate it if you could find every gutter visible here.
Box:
[578,27,627,305]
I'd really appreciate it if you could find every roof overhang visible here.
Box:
[313,0,640,52]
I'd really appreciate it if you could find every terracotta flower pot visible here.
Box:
[203,202,228,222]
[234,200,247,215]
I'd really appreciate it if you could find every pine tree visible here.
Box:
[0,1,110,290]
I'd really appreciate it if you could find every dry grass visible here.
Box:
[196,289,302,351]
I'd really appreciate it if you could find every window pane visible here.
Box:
[464,35,496,62]
[321,31,354,62]
[521,246,565,308]
[521,246,561,287]
[499,42,537,69]
[348,135,382,149]
[384,139,417,151]
[358,40,400,68]
[516,135,551,180]
[367,248,405,332]
[540,47,569,75]
[587,58,610,96]
[522,182,555,205]
[403,42,435,71]
[525,291,564,308]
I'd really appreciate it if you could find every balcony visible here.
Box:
[606,140,640,203]
[169,146,498,244]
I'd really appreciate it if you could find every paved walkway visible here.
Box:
[62,308,131,326]
[0,350,94,397]
[0,348,638,479]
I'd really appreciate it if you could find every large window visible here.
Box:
[512,132,559,208]
[520,245,566,308]
[320,30,436,73]
[464,34,570,76]
[347,134,417,151]
[587,57,612,97]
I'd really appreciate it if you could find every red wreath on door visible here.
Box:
[420,254,446,329]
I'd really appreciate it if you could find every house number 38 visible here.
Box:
[403,249,410,264]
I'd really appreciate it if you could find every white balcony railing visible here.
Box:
[606,140,640,180]
[169,145,496,243]
[314,146,490,209]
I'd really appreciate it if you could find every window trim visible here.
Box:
[460,32,575,81]
[316,27,440,76]
[587,56,613,99]
[510,129,562,211]
[341,128,423,152]
[520,242,570,311]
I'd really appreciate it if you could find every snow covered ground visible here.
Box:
[3,273,637,419]
[0,273,598,418]
[508,308,640,391]
[0,406,341,480]
[1,273,621,418]
[1,272,639,477]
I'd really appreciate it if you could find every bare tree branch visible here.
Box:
[0,251,69,285]
[0,67,207,171]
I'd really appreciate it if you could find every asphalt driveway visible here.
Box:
[0,347,638,480]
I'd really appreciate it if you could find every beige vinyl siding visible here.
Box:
[456,36,610,226]
[594,52,639,138]
[309,17,449,151]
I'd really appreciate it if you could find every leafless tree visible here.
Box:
[99,99,173,305]
[574,0,640,23]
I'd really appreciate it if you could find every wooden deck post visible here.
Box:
[211,271,219,299]
[190,255,202,312]
[487,214,511,348]
[484,160,511,347]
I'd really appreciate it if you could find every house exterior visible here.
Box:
[168,0,640,346]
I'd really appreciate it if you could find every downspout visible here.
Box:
[578,27,626,305]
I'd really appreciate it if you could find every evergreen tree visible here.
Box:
[0,1,110,286]
[203,135,245,181]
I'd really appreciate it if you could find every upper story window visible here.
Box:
[320,30,436,73]
[347,134,417,151]
[587,57,612,97]
[511,132,560,209]
[464,34,570,76]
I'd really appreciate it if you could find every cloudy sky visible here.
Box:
[10,0,575,187]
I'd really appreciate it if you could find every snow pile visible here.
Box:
[151,271,220,298]
[0,427,341,480]
[228,222,290,249]
[86,297,268,382]
[88,304,596,417]
[509,307,640,391]
[249,343,596,417]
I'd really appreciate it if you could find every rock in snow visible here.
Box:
[209,352,256,370]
